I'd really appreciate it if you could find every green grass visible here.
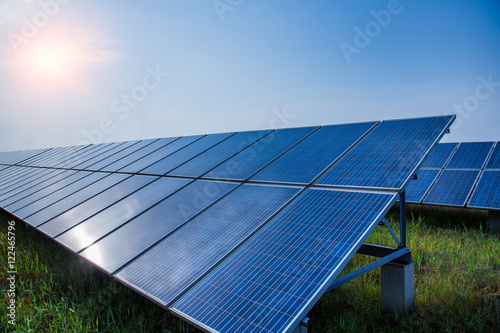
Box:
[1,207,499,332]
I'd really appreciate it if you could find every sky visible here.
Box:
[0,0,499,152]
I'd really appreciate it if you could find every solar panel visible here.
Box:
[467,171,500,210]
[317,116,454,190]
[251,122,377,184]
[205,127,318,181]
[423,169,480,207]
[0,148,49,165]
[172,189,396,333]
[485,143,500,169]
[421,143,458,168]
[24,173,130,227]
[405,169,440,203]
[52,143,121,169]
[445,142,494,169]
[39,174,157,237]
[140,133,235,175]
[116,184,301,307]
[55,177,192,251]
[80,180,237,274]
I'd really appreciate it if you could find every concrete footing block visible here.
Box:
[381,261,414,315]
[489,211,500,233]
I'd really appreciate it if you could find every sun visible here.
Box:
[38,50,62,68]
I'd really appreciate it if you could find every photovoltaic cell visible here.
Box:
[421,143,458,168]
[141,133,235,175]
[317,116,454,190]
[80,180,237,274]
[445,142,494,169]
[467,171,500,210]
[25,173,130,227]
[39,174,157,237]
[485,143,500,169]
[116,184,301,306]
[206,127,318,181]
[405,169,440,203]
[56,177,192,252]
[118,135,204,174]
[172,189,396,333]
[252,122,377,184]
[168,130,271,178]
[12,172,109,220]
[423,169,480,207]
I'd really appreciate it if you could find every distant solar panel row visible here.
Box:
[0,115,454,333]
[406,141,499,210]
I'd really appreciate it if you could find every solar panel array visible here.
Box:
[0,115,454,333]
[405,141,499,210]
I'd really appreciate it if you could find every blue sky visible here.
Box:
[0,0,499,151]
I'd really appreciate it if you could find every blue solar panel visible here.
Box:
[53,143,121,169]
[1,170,81,210]
[141,132,235,175]
[445,142,494,169]
[169,130,271,178]
[116,184,301,307]
[317,116,455,190]
[12,172,109,220]
[55,177,192,252]
[206,127,318,181]
[252,122,377,184]
[423,170,480,207]
[172,189,396,333]
[39,175,157,237]
[0,168,62,199]
[118,135,206,174]
[485,143,500,169]
[80,140,154,171]
[405,169,440,203]
[19,146,76,167]
[80,180,237,274]
[421,143,458,168]
[467,171,500,210]
[25,173,131,227]
[0,148,49,165]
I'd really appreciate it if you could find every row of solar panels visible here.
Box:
[0,116,454,333]
[406,142,500,211]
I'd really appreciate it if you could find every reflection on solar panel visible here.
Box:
[317,117,454,190]
[0,115,455,333]
[405,169,440,203]
[172,189,396,333]
[467,171,500,210]
[423,170,479,207]
[445,142,494,169]
[421,142,458,168]
[485,144,500,169]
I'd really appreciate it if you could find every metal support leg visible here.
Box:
[292,318,309,333]
[399,191,407,248]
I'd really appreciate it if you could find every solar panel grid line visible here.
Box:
[79,180,238,274]
[118,135,210,174]
[115,184,305,308]
[202,127,322,182]
[171,189,398,333]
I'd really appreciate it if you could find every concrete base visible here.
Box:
[381,261,414,315]
[489,211,500,233]
[292,318,309,333]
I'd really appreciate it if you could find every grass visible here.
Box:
[1,206,499,332]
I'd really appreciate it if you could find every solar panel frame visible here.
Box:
[467,170,500,210]
[422,169,480,207]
